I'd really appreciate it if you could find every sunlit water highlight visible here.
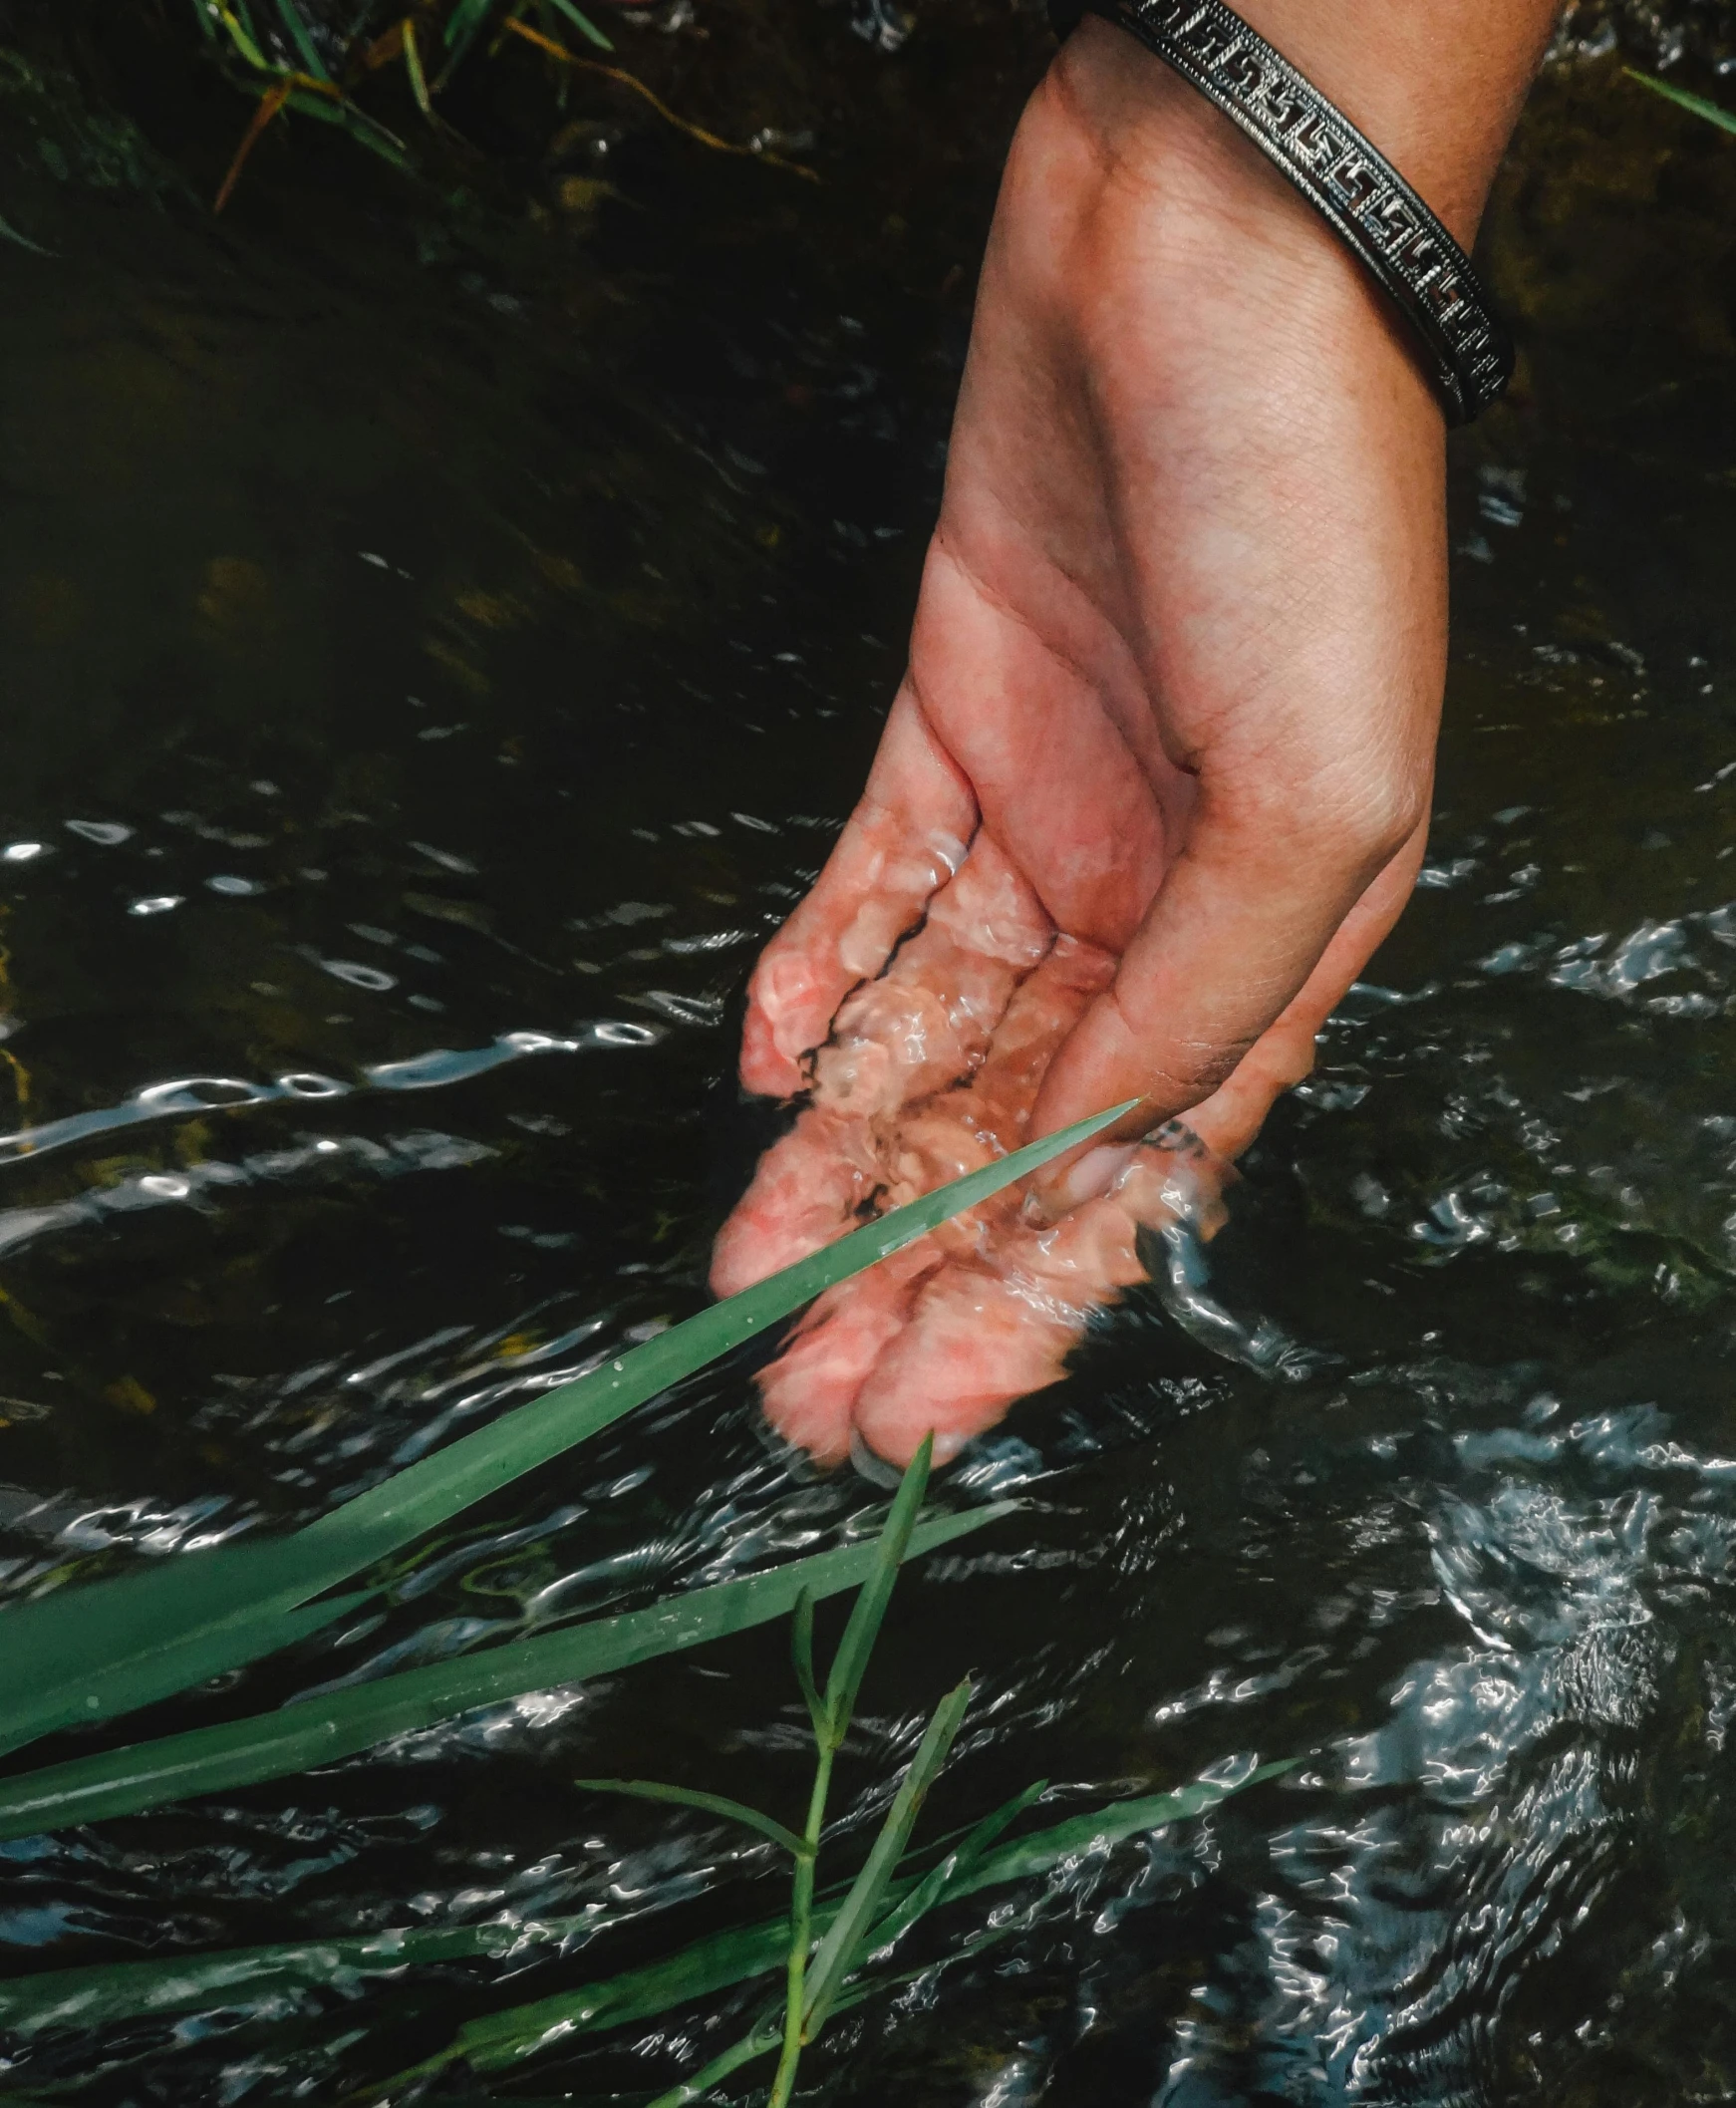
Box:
[1,6,1736,2102]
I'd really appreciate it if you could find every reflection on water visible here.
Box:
[2,4,1736,2102]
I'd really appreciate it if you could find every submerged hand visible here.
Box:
[717,10,1547,1465]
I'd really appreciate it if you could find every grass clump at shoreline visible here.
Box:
[195,0,818,206]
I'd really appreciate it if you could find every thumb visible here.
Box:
[1028,774,1430,1202]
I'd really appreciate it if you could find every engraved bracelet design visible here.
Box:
[1051,0,1516,426]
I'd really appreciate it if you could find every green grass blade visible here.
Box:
[213,3,275,72]
[0,1102,1126,1760]
[802,1677,972,2033]
[544,0,615,51]
[0,1510,1009,1843]
[642,2018,781,2108]
[863,1779,1049,1957]
[790,1588,824,1735]
[820,1436,931,1747]
[1627,68,1736,137]
[271,0,329,78]
[401,18,434,118]
[947,1760,1299,1901]
[0,1760,1287,2048]
[0,1546,380,1760]
[443,0,498,52]
[573,1779,808,1859]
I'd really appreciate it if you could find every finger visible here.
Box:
[1028,767,1432,1197]
[739,686,977,1097]
[750,936,1111,1461]
[852,1133,1227,1467]
[758,1246,943,1468]
[709,1109,881,1301]
[812,830,1052,1116]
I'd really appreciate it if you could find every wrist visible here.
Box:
[1051,1,1557,249]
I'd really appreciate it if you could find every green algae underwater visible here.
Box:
[4,0,1736,2101]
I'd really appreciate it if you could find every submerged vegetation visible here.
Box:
[0,1099,1287,2099]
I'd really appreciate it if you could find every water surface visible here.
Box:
[2,7,1736,2102]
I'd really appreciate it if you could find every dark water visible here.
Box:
[3,6,1736,2102]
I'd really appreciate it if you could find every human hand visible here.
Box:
[716,8,1547,1465]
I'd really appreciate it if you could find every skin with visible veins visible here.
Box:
[717,0,1562,1467]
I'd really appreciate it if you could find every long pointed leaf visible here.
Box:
[0,1761,1291,2044]
[641,2017,781,2108]
[0,1103,1131,1758]
[802,1677,972,2032]
[544,0,614,52]
[1627,68,1736,137]
[573,1779,807,1859]
[271,0,329,78]
[0,1570,379,1761]
[863,1779,1049,1957]
[443,0,498,52]
[0,1511,1009,1843]
[790,1588,824,1736]
[820,1436,930,1746]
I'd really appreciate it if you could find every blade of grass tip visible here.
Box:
[214,80,291,211]
[820,1436,931,1748]
[401,17,434,118]
[1626,68,1736,136]
[802,1677,973,2035]
[544,0,614,51]
[0,1510,1009,1843]
[0,1102,1124,1762]
[790,1588,824,1735]
[574,1780,808,1859]
[864,1780,1050,1957]
[214,3,274,71]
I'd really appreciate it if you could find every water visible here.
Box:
[2,6,1736,2102]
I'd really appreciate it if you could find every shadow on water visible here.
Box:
[2,0,1736,2100]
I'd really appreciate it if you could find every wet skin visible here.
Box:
[714,3,1560,1466]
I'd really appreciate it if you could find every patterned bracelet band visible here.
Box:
[1049,0,1515,426]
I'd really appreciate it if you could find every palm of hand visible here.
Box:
[720,32,1448,1467]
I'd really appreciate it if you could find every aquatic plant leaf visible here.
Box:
[641,2016,783,2108]
[573,1779,808,1858]
[401,18,434,118]
[544,0,615,53]
[862,1779,1049,1957]
[271,0,329,79]
[1627,68,1736,137]
[790,1588,824,1735]
[0,1512,1008,1843]
[0,1760,1285,2043]
[443,0,498,53]
[0,1102,1128,1761]
[820,1434,931,1747]
[0,1544,388,1762]
[801,1677,972,2032]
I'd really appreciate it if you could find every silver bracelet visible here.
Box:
[1055,0,1516,426]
